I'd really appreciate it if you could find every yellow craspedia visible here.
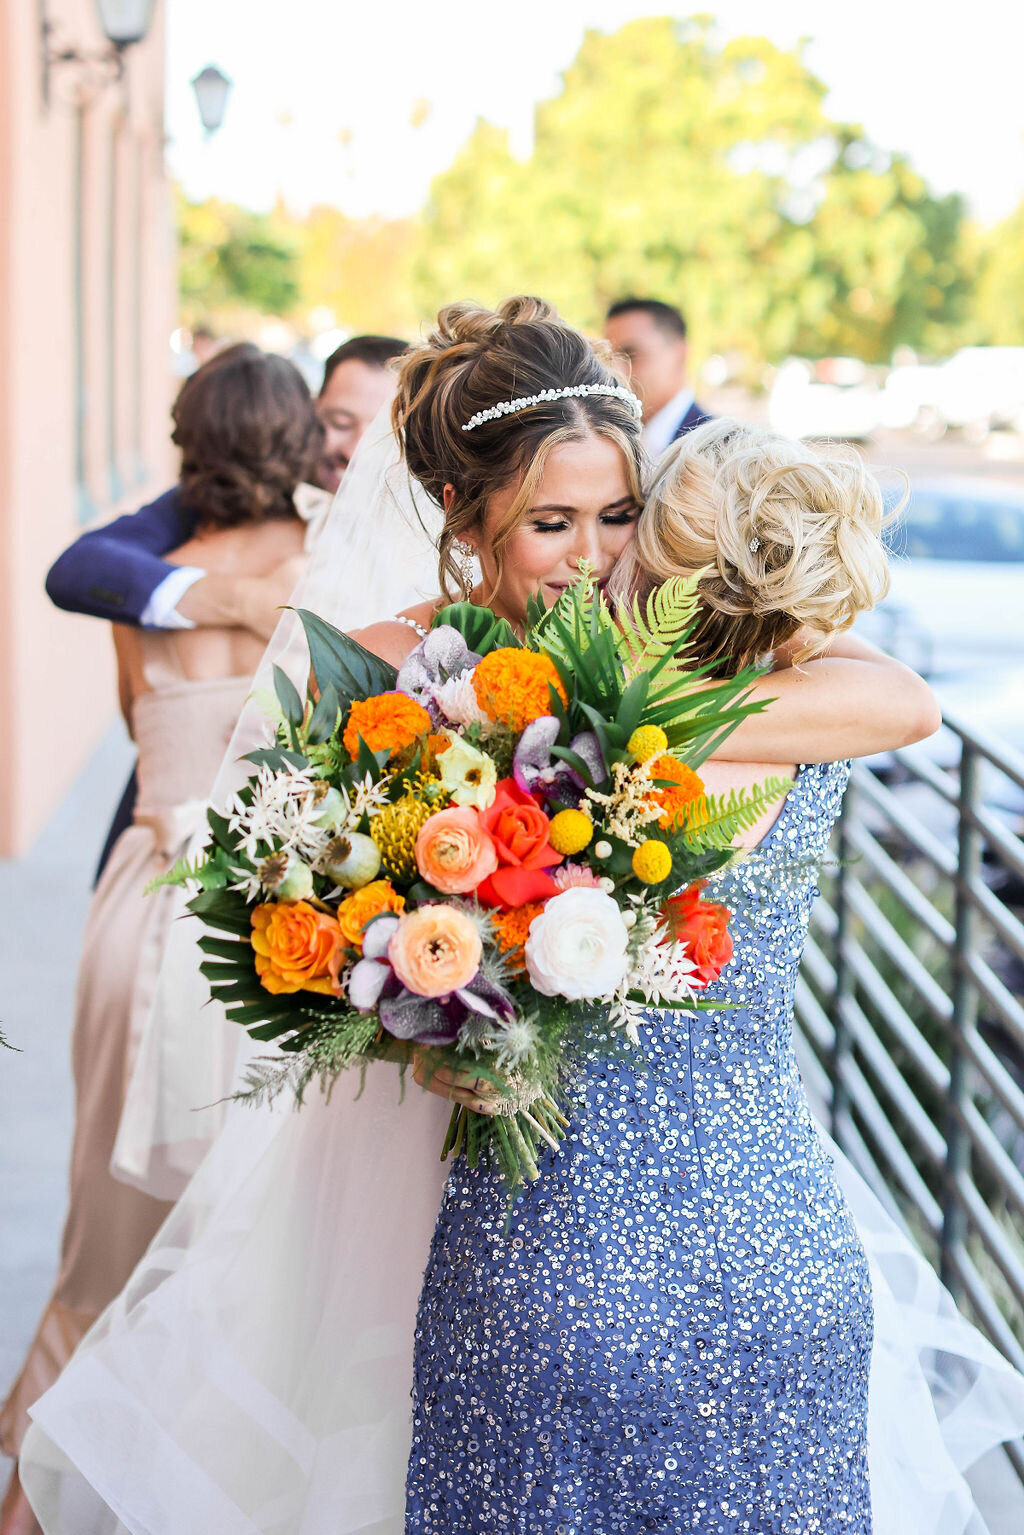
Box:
[548,808,594,856]
[632,839,673,884]
[627,725,669,764]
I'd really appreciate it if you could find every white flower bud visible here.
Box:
[621,909,637,929]
[598,876,616,894]
[594,840,612,859]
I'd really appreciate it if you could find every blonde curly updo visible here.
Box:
[624,419,894,674]
[393,296,644,602]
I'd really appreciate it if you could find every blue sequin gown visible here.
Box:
[406,761,873,1534]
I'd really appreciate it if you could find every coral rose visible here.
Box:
[251,901,344,996]
[415,806,498,894]
[336,880,406,950]
[476,778,563,908]
[388,905,482,998]
[662,880,733,988]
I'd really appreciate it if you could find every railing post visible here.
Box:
[941,740,981,1296]
[829,773,855,1142]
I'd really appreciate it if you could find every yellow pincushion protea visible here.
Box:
[548,808,594,856]
[371,786,438,881]
[632,839,673,884]
[627,725,669,763]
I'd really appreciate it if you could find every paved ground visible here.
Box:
[0,721,134,1487]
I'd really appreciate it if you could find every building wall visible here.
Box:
[0,0,175,855]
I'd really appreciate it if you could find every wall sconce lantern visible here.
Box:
[41,0,157,102]
[191,65,233,137]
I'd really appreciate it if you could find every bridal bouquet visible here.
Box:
[159,573,788,1192]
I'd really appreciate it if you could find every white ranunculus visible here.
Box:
[524,887,630,1001]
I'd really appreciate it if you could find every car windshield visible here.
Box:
[887,494,1024,563]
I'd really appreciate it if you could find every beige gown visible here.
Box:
[0,636,251,1456]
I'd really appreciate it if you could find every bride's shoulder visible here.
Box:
[350,600,437,667]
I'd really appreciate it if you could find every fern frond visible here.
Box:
[679,776,793,852]
[145,849,229,894]
[615,575,701,677]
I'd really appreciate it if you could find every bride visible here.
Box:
[19,298,1024,1532]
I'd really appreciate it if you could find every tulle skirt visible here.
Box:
[19,1073,1024,1534]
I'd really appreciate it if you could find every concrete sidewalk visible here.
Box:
[0,722,134,1481]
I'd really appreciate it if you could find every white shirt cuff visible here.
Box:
[140,566,206,629]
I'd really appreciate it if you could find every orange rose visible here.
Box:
[477,778,562,908]
[251,902,344,996]
[415,806,499,894]
[336,880,406,950]
[388,906,482,998]
[662,880,733,988]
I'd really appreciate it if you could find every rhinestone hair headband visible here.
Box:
[461,383,643,432]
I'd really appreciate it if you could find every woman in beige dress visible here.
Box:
[0,343,326,1534]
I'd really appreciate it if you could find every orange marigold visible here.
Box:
[471,648,568,731]
[342,692,433,760]
[649,753,706,831]
[490,900,546,974]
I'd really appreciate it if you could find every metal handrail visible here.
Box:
[795,711,1024,1480]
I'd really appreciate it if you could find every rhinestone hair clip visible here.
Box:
[461,383,643,432]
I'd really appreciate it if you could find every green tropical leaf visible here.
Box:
[306,681,342,745]
[187,888,252,936]
[430,602,520,655]
[615,575,701,677]
[296,608,398,701]
[273,664,304,730]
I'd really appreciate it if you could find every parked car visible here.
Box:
[856,477,1024,677]
[933,347,1024,441]
[769,356,880,441]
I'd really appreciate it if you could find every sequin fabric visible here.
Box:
[406,760,873,1533]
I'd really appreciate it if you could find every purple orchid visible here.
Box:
[395,626,481,725]
[512,716,606,806]
[347,913,515,1047]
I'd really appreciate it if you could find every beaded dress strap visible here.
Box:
[395,614,430,638]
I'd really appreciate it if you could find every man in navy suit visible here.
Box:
[604,298,711,454]
[47,334,407,876]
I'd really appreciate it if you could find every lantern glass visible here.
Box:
[191,65,233,134]
[94,0,156,47]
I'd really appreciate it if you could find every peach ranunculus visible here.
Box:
[251,902,344,996]
[388,906,482,998]
[415,806,498,894]
[336,880,406,951]
[476,778,562,908]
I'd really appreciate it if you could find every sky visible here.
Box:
[166,0,1024,227]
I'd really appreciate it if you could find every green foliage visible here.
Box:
[414,17,969,367]
[177,192,299,322]
[296,609,398,705]
[681,776,794,852]
[432,603,520,656]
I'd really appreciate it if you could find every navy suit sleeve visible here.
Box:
[45,489,198,626]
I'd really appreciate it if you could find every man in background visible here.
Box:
[46,333,407,873]
[604,298,711,455]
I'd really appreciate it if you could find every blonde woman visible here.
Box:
[27,303,1015,1535]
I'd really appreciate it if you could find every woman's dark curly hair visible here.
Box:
[171,343,323,529]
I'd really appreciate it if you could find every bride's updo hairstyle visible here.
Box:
[624,418,893,675]
[394,296,645,601]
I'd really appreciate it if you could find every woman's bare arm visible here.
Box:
[714,633,942,763]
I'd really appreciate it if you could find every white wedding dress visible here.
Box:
[19,413,1024,1533]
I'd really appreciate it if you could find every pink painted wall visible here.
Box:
[0,0,175,855]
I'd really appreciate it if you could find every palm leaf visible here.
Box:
[296,609,398,702]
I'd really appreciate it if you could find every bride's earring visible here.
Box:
[454,540,476,592]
